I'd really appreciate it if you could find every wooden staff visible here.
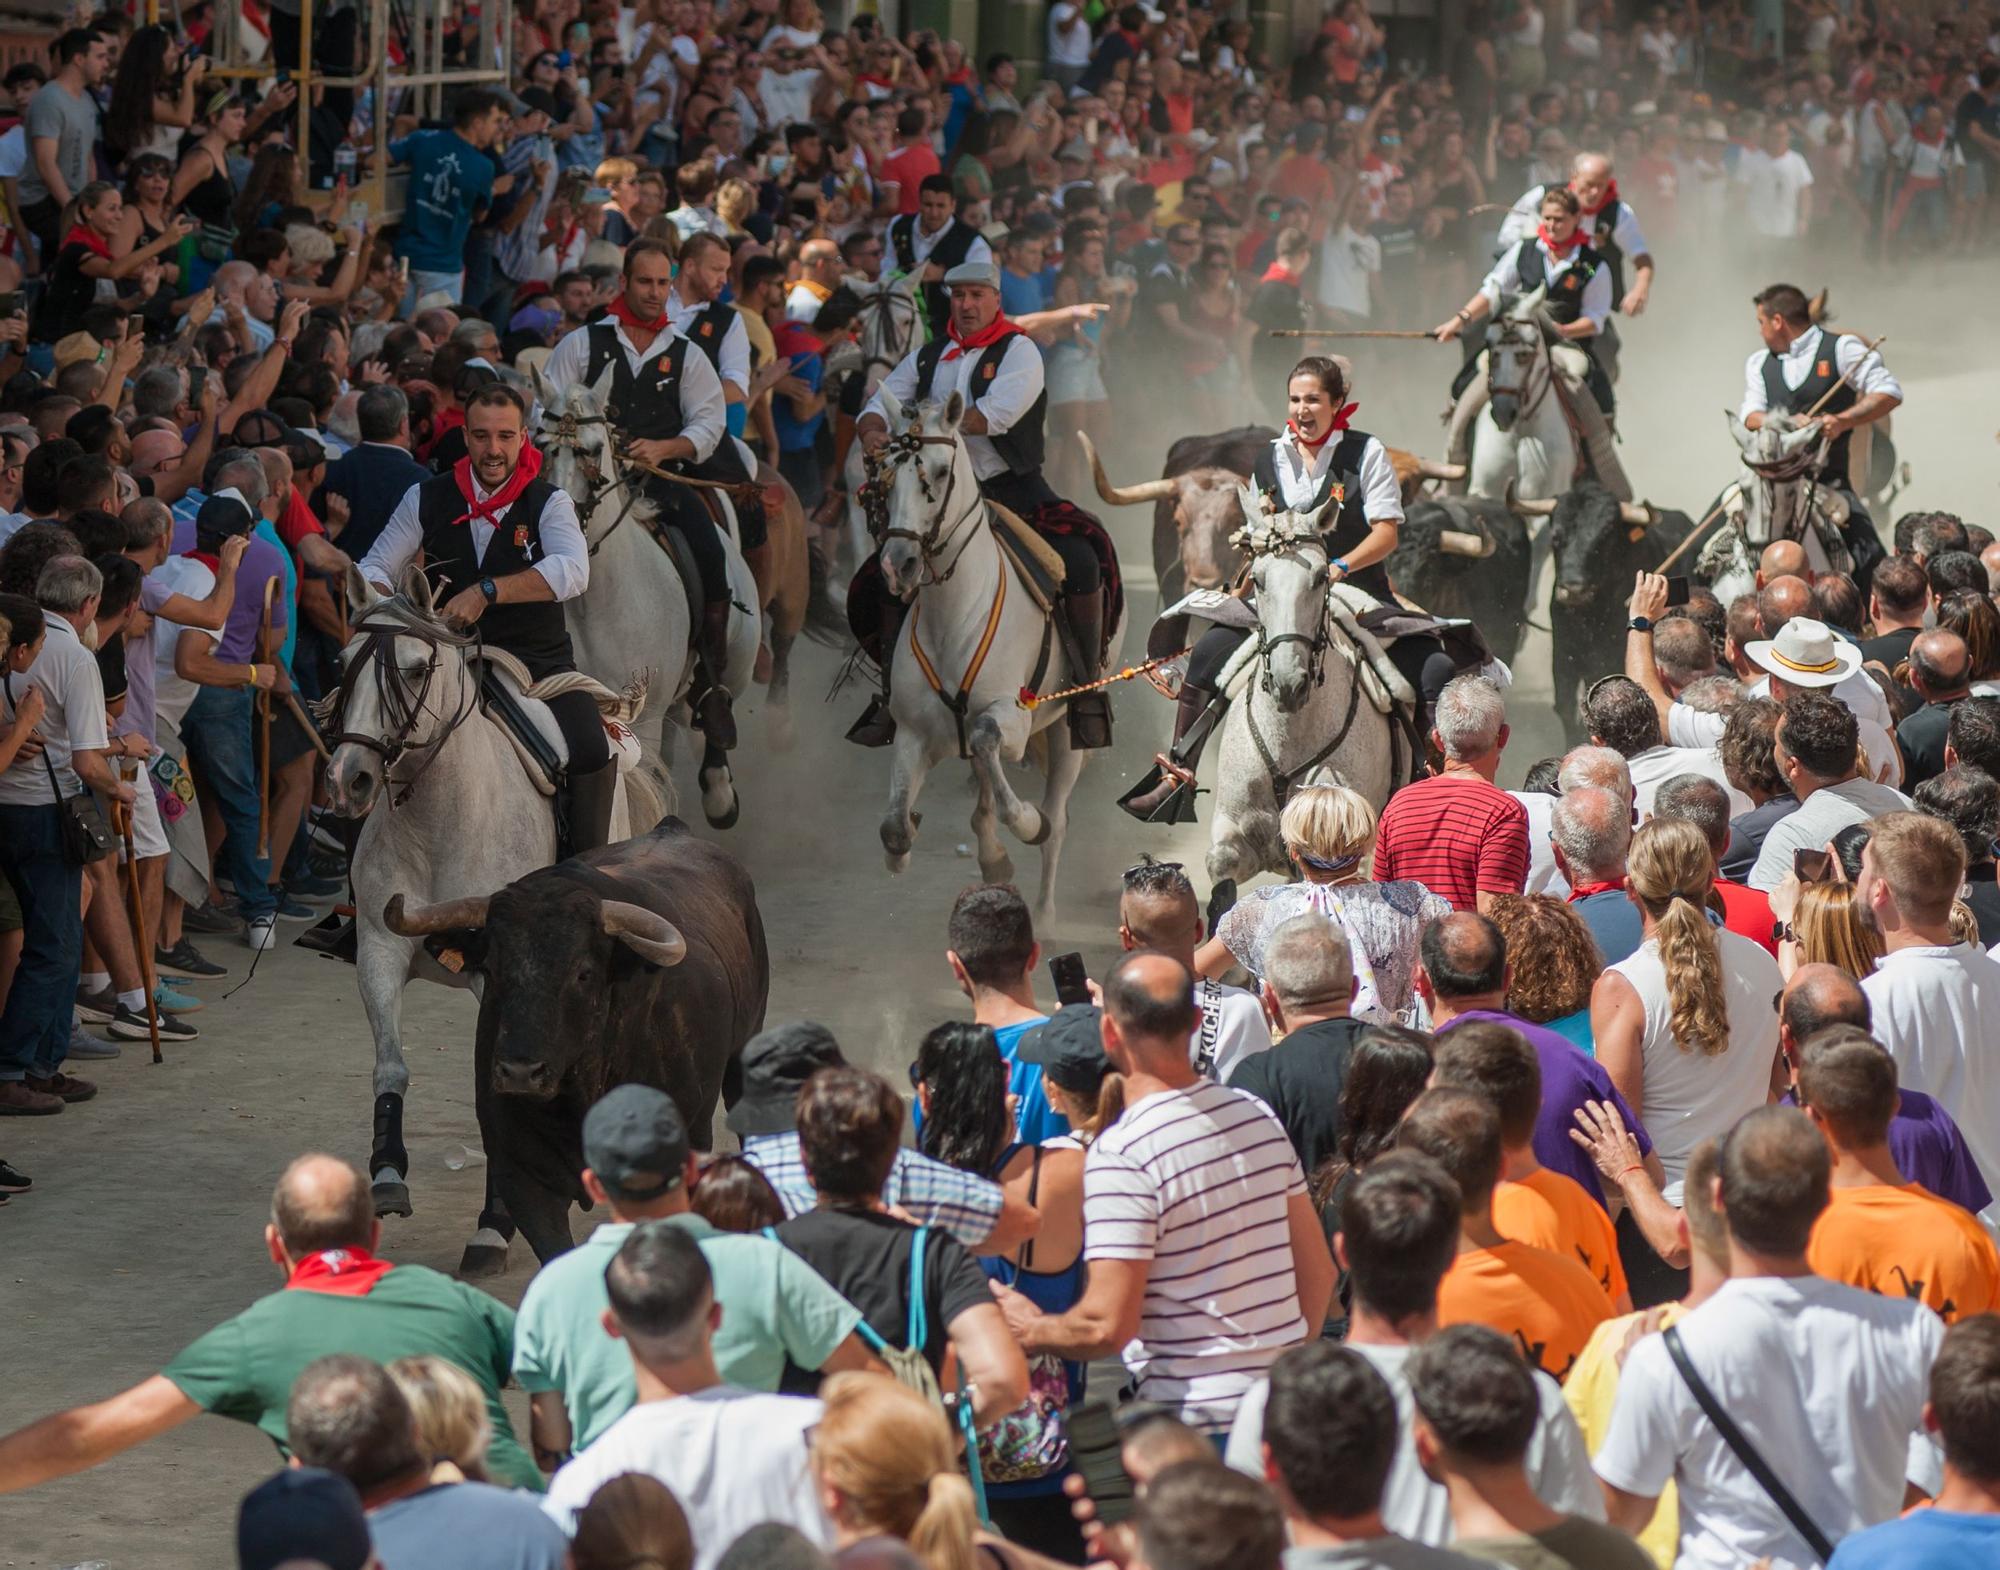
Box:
[282,691,333,761]
[256,574,277,858]
[1267,329,1438,340]
[112,764,162,1065]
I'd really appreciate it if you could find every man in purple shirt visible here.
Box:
[1416,912,1662,1210]
[1779,963,1992,1215]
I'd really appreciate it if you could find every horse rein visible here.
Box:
[329,608,482,807]
[865,428,985,586]
[540,407,649,556]
[860,287,921,376]
[1485,316,1554,422]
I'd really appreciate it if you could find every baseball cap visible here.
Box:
[1015,1003,1112,1094]
[726,1021,844,1137]
[237,1468,372,1570]
[583,1084,692,1202]
[232,409,319,464]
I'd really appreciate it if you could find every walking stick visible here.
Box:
[1267,329,1439,340]
[256,574,277,858]
[113,763,162,1065]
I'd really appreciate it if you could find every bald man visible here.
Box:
[0,1154,538,1493]
[1756,573,1814,635]
[1756,538,1810,588]
[1896,630,1973,788]
[784,238,844,323]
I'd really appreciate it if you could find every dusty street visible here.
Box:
[1,259,1993,1567]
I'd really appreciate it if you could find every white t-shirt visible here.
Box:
[1513,790,1571,897]
[0,124,27,181]
[1194,977,1273,1083]
[1316,225,1377,318]
[542,1388,831,1570]
[149,554,219,729]
[0,614,105,804]
[1594,1275,1944,1570]
[1607,930,1783,1204]
[1737,148,1816,239]
[1866,944,2000,1230]
[1084,1080,1309,1432]
[1748,776,1912,892]
[1225,1343,1603,1542]
[1626,744,1751,820]
[1048,2,1093,67]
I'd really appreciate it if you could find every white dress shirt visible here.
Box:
[666,289,752,397]
[1738,323,1903,423]
[361,472,590,602]
[865,333,1044,482]
[1478,235,1612,328]
[1497,184,1652,259]
[541,319,726,466]
[1267,428,1403,522]
[893,214,995,273]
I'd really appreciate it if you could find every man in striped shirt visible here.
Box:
[993,951,1334,1435]
[1372,674,1529,914]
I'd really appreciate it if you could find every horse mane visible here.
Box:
[363,588,481,650]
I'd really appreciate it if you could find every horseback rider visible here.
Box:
[1496,150,1655,387]
[664,231,774,617]
[1434,186,1616,420]
[1739,281,1902,552]
[849,258,1109,749]
[886,174,996,342]
[357,383,617,853]
[541,237,738,750]
[1120,356,1456,823]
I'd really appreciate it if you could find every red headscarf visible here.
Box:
[939,311,1023,362]
[451,443,545,528]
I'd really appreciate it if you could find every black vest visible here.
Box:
[914,331,1046,477]
[1515,238,1604,327]
[1761,327,1860,483]
[1584,199,1634,309]
[1251,430,1392,601]
[416,472,574,677]
[678,300,738,376]
[582,322,689,444]
[890,214,979,337]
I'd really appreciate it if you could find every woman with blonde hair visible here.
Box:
[386,1355,492,1483]
[715,177,758,238]
[1774,878,1885,982]
[1195,783,1451,1022]
[571,1473,694,1570]
[1483,894,1604,1050]
[1591,819,1782,1217]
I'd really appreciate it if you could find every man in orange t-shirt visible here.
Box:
[1434,1021,1632,1312]
[1800,1028,2000,1323]
[1399,1087,1613,1381]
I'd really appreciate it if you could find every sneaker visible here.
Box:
[108,1003,196,1044]
[308,808,348,855]
[0,1158,29,1192]
[0,1083,62,1116]
[267,891,319,922]
[74,983,119,1024]
[155,937,229,980]
[306,842,349,881]
[247,914,278,952]
[285,872,344,900]
[64,1025,123,1059]
[154,980,203,1014]
[26,1073,96,1103]
[182,901,242,935]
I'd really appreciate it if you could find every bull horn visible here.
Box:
[1417,458,1467,481]
[1619,501,1658,527]
[601,900,686,969]
[383,892,490,936]
[1078,430,1178,507]
[1439,529,1494,558]
[1510,496,1558,517]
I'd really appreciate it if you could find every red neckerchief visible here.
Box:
[184,549,221,570]
[939,312,1023,363]
[858,72,896,91]
[451,443,544,528]
[1568,878,1626,901]
[609,294,667,334]
[1287,406,1358,452]
[1912,123,1946,147]
[64,224,112,259]
[286,1246,395,1297]
[1574,178,1620,218]
[1262,260,1303,286]
[1538,222,1584,257]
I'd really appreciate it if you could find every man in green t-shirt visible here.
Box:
[512,1084,882,1468]
[0,1154,540,1493]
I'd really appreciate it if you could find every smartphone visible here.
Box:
[188,363,207,406]
[1794,848,1833,883]
[1663,575,1690,608]
[1047,951,1092,1008]
[0,292,16,319]
[352,198,370,224]
[1067,1401,1136,1527]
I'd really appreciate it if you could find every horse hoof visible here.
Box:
[699,767,740,830]
[457,1242,509,1279]
[372,1177,413,1219]
[1018,808,1051,846]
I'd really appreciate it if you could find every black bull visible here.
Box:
[386,818,768,1267]
[1544,482,1697,742]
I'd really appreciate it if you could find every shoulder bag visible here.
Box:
[1662,1324,1836,1565]
[6,672,115,865]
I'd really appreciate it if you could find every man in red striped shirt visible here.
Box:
[1373,675,1529,914]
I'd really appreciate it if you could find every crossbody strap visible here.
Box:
[907,1224,930,1352]
[7,671,70,804]
[1662,1324,1836,1564]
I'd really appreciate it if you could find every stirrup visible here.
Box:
[846,692,896,748]
[1118,753,1200,825]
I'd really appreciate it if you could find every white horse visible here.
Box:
[838,273,925,581]
[873,388,1123,924]
[323,570,664,1269]
[1205,486,1398,899]
[536,368,759,829]
[1458,288,1580,504]
[1700,412,1854,606]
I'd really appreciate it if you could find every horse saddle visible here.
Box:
[476,662,643,796]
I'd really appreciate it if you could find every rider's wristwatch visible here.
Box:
[1628,615,1653,633]
[479,576,498,603]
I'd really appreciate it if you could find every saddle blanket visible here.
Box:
[481,663,643,794]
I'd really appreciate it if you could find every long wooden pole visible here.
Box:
[1267,329,1437,341]
[113,767,162,1065]
[256,575,277,858]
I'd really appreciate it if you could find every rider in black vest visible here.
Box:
[357,383,617,852]
[543,237,739,750]
[888,174,990,341]
[1434,186,1615,418]
[848,259,1107,749]
[1121,357,1456,824]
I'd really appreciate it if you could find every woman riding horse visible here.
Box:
[1121,357,1456,823]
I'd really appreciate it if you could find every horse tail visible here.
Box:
[803,548,849,648]
[623,759,675,833]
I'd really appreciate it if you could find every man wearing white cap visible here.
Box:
[847,258,1108,749]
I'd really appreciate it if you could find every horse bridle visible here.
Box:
[859,287,921,376]
[329,609,482,807]
[865,427,985,585]
[1485,314,1553,421]
[540,406,647,554]
[1233,517,1333,695]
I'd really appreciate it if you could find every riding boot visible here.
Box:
[692,599,738,751]
[560,758,619,858]
[847,596,909,748]
[1118,682,1225,824]
[1060,590,1113,749]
